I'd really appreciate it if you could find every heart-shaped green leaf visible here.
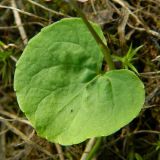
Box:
[14,18,145,145]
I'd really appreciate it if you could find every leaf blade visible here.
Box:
[14,18,145,145]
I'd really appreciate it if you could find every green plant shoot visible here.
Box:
[113,44,143,74]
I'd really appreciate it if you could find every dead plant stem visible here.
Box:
[11,0,28,45]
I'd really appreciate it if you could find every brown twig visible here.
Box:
[0,22,45,30]
[140,71,160,76]
[11,0,28,45]
[27,0,70,18]
[0,4,48,21]
[90,0,97,14]
[80,138,96,160]
[117,7,129,47]
[128,23,160,39]
[133,130,160,135]
[55,143,65,160]
[0,119,57,159]
[112,0,143,25]
[0,109,31,125]
[0,123,6,160]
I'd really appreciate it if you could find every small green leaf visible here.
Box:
[113,44,143,73]
[14,18,145,145]
[126,43,133,60]
[128,63,139,75]
[155,141,160,150]
[135,153,143,160]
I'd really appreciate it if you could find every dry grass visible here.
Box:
[0,0,160,159]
